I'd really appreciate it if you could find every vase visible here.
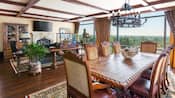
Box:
[29,61,41,76]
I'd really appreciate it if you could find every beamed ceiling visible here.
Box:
[0,0,175,22]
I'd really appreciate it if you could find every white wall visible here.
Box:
[0,15,75,52]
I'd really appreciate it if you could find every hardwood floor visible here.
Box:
[0,61,66,98]
[0,60,175,98]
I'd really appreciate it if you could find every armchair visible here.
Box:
[9,41,29,75]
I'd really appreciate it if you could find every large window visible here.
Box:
[110,11,170,50]
[78,21,96,43]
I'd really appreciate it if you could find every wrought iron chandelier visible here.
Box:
[111,0,147,28]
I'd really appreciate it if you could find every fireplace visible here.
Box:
[37,37,51,48]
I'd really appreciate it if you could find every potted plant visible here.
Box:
[24,43,49,75]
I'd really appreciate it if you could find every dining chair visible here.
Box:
[101,41,111,56]
[84,44,99,60]
[140,41,157,80]
[159,52,169,94]
[159,45,174,94]
[141,46,174,94]
[112,42,121,54]
[129,53,167,98]
[63,52,117,98]
[140,41,157,53]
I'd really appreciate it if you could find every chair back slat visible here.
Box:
[141,41,157,53]
[63,52,92,98]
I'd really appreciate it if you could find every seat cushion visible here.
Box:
[141,69,152,80]
[92,89,117,98]
[130,78,150,97]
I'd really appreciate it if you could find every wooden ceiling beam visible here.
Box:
[64,4,143,21]
[0,9,18,13]
[65,0,175,21]
[62,0,109,13]
[0,0,26,6]
[1,0,175,22]
[0,13,63,22]
[0,9,67,20]
[0,0,84,16]
[142,0,156,11]
[32,6,84,16]
[17,0,40,17]
[67,6,175,22]
[23,13,67,20]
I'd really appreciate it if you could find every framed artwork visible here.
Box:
[57,28,72,42]
[59,27,70,33]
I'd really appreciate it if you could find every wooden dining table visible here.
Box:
[88,52,159,91]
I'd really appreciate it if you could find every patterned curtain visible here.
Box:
[74,22,80,34]
[165,10,175,68]
[94,17,110,46]
[169,32,175,68]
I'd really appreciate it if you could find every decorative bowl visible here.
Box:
[121,48,138,59]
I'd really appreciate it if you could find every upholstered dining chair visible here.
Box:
[140,41,157,80]
[101,41,111,56]
[84,44,99,60]
[159,52,169,94]
[141,46,173,94]
[63,52,117,98]
[140,41,157,53]
[112,42,121,54]
[156,46,173,94]
[129,53,167,98]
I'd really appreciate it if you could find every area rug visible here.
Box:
[28,81,67,98]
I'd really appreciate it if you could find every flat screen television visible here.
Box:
[33,21,52,32]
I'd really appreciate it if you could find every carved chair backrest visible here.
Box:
[101,41,111,56]
[63,52,92,98]
[85,44,99,60]
[113,41,121,54]
[141,41,157,53]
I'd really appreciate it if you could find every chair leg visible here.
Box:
[165,73,169,86]
[161,81,166,94]
[67,94,70,98]
[158,86,161,98]
[164,79,168,90]
[155,92,160,98]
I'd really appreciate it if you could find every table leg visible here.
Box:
[52,52,57,69]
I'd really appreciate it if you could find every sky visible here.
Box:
[79,11,170,37]
[111,11,170,36]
